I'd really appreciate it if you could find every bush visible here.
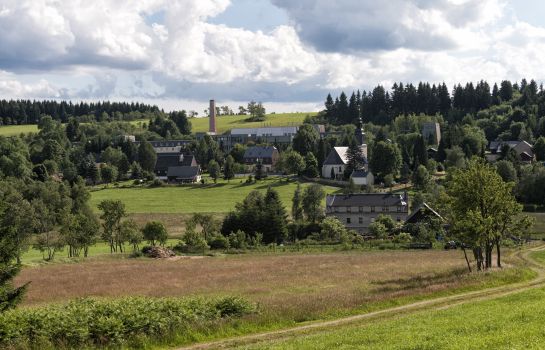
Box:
[208,233,230,250]
[0,296,255,348]
[149,178,164,187]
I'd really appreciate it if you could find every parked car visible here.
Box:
[444,241,457,250]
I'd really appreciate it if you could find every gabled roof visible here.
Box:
[405,203,444,224]
[326,193,407,207]
[323,147,348,165]
[167,166,199,179]
[351,169,370,178]
[243,146,278,159]
[155,152,197,171]
[489,140,525,151]
[323,146,368,166]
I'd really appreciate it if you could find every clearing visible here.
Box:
[0,124,38,136]
[89,178,339,214]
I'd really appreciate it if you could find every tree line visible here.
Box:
[322,79,545,125]
[0,99,160,125]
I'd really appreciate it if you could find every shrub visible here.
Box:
[150,178,164,187]
[0,296,255,348]
[207,232,230,250]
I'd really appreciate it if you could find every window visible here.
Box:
[347,218,351,224]
[359,207,364,213]
[370,206,375,213]
[347,207,351,213]
[358,217,363,224]
[383,206,389,212]
[397,206,403,212]
[397,217,401,222]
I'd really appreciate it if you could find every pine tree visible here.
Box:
[223,155,235,181]
[291,184,304,222]
[345,139,365,178]
[254,159,265,180]
[412,135,428,170]
[263,187,288,244]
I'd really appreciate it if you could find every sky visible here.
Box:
[0,0,545,114]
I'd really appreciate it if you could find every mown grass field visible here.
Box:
[0,124,38,136]
[90,178,339,214]
[189,113,315,134]
[244,279,545,350]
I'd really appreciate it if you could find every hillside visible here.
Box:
[189,112,315,134]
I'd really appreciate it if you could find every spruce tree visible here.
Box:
[263,187,288,244]
[292,184,304,222]
[412,135,428,170]
[223,155,235,181]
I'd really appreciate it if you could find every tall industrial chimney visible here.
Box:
[209,99,217,134]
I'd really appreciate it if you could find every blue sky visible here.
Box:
[0,0,544,113]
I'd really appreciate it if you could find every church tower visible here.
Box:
[355,117,365,146]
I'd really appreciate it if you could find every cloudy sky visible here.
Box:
[0,0,544,113]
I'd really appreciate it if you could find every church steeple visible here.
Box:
[355,116,365,145]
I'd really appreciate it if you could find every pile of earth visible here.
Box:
[142,246,176,258]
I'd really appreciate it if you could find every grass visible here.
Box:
[89,178,339,214]
[16,249,531,317]
[189,113,314,134]
[20,239,179,265]
[0,124,38,136]
[242,282,545,350]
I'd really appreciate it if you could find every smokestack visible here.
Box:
[209,99,216,134]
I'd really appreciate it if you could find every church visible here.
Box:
[321,119,374,186]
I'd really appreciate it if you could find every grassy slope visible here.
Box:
[238,250,545,350]
[89,178,339,214]
[245,286,545,350]
[0,124,38,136]
[189,113,314,134]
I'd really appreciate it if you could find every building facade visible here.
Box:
[243,146,280,172]
[422,122,441,145]
[326,193,409,233]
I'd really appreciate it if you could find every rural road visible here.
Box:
[176,245,545,350]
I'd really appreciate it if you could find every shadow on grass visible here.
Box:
[370,268,468,293]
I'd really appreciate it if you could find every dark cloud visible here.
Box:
[271,0,492,53]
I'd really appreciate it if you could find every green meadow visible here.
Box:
[90,178,339,214]
[243,286,545,350]
[189,112,315,134]
[0,124,39,136]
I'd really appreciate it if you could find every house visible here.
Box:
[134,140,192,154]
[154,151,198,179]
[422,122,441,145]
[405,203,444,225]
[167,166,201,183]
[350,169,374,186]
[322,119,369,180]
[243,146,280,172]
[487,140,534,163]
[326,193,409,233]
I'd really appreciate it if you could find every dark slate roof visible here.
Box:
[351,170,370,178]
[323,147,346,165]
[489,140,521,151]
[326,193,408,207]
[155,153,197,171]
[167,166,199,178]
[405,203,444,224]
[243,146,277,159]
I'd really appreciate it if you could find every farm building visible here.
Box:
[487,140,534,163]
[167,166,201,183]
[243,146,280,172]
[326,193,409,233]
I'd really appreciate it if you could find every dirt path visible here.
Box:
[176,245,545,350]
